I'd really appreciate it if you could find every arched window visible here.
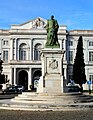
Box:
[19,43,27,60]
[34,43,42,60]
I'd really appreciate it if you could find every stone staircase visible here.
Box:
[11,92,93,105]
[1,92,93,111]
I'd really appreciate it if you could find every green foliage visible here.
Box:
[73,36,86,86]
[0,60,3,72]
[0,74,5,84]
[0,60,5,84]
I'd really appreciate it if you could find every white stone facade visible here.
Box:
[0,17,93,90]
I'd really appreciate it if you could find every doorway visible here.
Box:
[18,70,28,90]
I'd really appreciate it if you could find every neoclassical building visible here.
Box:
[0,17,93,90]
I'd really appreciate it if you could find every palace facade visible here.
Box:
[0,17,93,90]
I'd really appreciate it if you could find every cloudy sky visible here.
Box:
[0,0,93,30]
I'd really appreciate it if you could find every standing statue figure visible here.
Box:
[45,15,60,47]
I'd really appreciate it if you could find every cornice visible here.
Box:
[68,30,93,36]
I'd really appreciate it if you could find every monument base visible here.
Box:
[44,74,66,94]
[37,48,67,94]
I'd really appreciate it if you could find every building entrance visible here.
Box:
[18,70,28,90]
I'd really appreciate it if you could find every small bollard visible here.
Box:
[89,89,91,94]
[88,84,91,94]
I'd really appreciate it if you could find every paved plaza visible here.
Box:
[0,93,93,120]
[0,109,93,120]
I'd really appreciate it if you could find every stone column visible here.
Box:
[14,68,16,85]
[17,48,19,60]
[14,39,17,60]
[63,39,66,61]
[30,39,32,60]
[64,68,67,80]
[10,38,13,60]
[41,53,45,76]
[60,53,64,76]
[32,43,34,60]
[10,67,12,85]
[28,68,32,90]
[86,40,89,62]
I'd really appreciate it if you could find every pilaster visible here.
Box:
[10,38,13,60]
[14,38,17,60]
[14,68,16,85]
[10,67,12,85]
[28,68,32,90]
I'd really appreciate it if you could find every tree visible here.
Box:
[72,36,86,92]
[0,60,3,72]
[0,60,5,84]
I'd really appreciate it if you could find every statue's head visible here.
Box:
[51,15,54,20]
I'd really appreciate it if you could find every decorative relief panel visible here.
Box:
[46,57,60,74]
[32,18,46,29]
[49,59,58,69]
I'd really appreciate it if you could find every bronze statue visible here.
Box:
[45,15,60,47]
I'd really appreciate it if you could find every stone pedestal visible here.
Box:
[37,48,67,94]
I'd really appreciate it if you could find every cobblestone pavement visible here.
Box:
[0,109,93,120]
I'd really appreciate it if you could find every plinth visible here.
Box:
[37,48,67,94]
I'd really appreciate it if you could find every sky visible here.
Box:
[0,0,93,30]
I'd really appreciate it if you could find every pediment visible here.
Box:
[11,17,47,29]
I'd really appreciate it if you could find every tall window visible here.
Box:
[89,41,93,46]
[68,41,73,46]
[68,51,73,62]
[34,43,42,60]
[89,75,93,85]
[89,75,93,81]
[3,51,8,62]
[19,43,27,60]
[20,50,26,60]
[3,40,8,45]
[89,51,93,61]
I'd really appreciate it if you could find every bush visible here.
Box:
[0,85,2,90]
